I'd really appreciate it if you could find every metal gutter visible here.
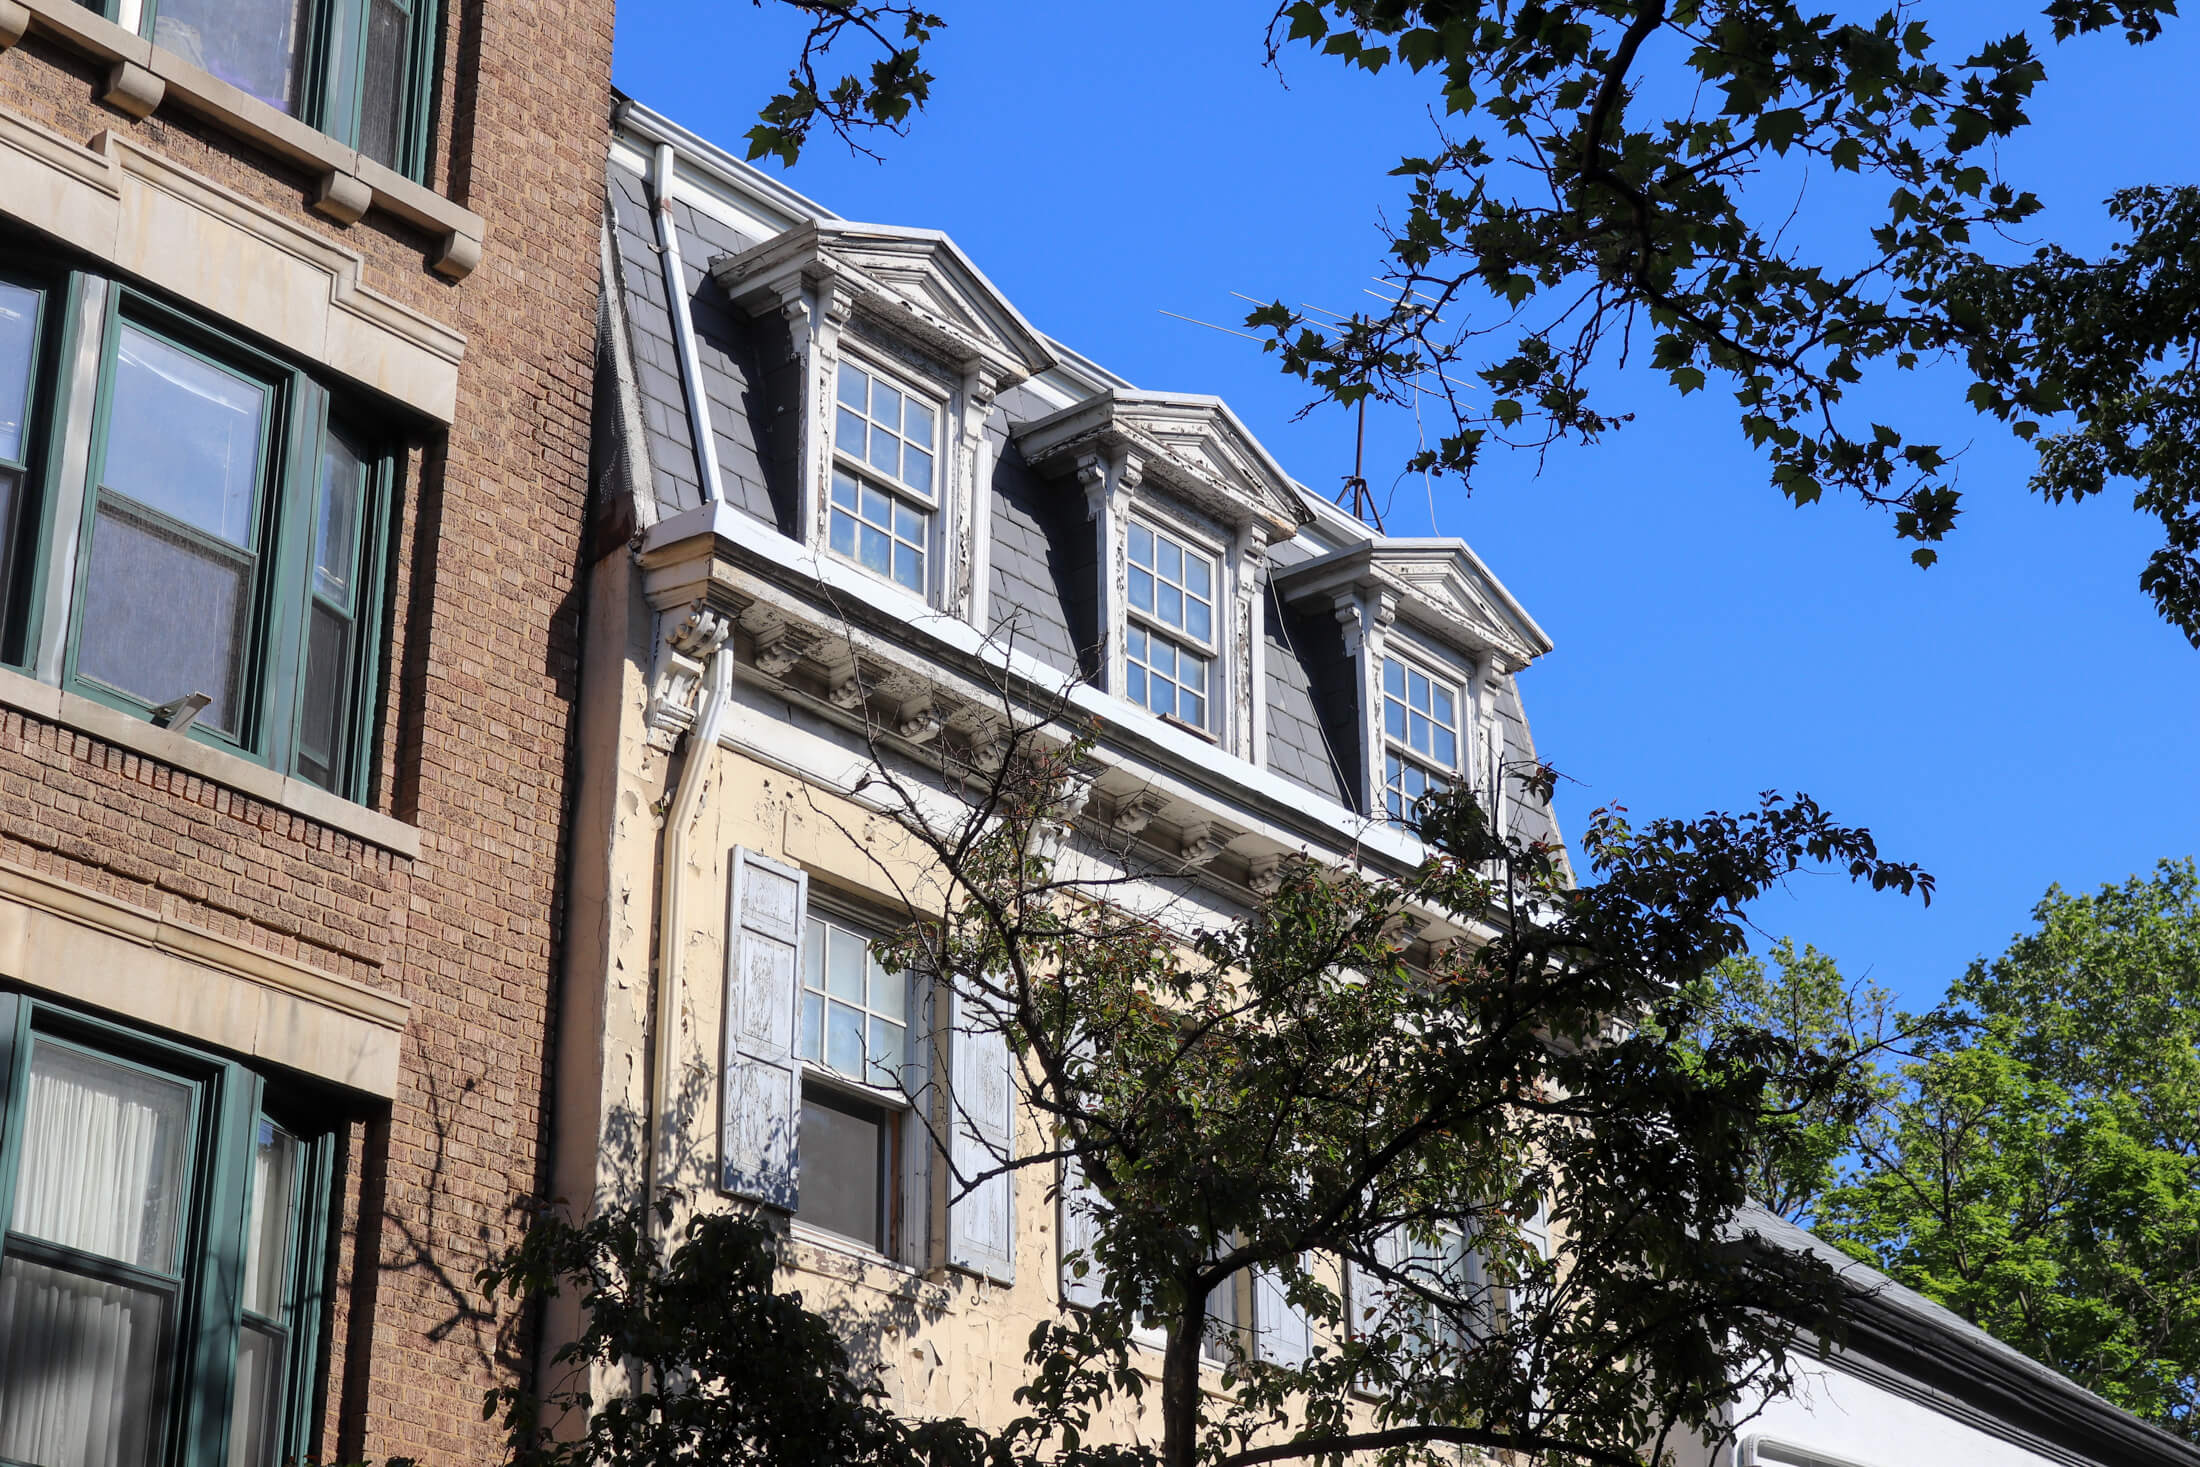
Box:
[647,140,724,506]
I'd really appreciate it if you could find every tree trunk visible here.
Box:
[1160,1302,1205,1467]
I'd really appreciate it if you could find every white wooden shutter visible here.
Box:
[1350,1228,1411,1337]
[1254,1259,1312,1366]
[720,848,804,1210]
[1058,1153,1105,1308]
[948,989,1016,1283]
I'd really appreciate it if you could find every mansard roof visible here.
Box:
[1271,537,1553,673]
[709,220,1056,387]
[1013,390,1310,542]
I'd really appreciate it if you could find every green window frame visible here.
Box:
[0,993,336,1467]
[0,265,399,805]
[76,0,440,182]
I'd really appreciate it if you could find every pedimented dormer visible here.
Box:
[1274,538,1552,827]
[1010,392,1310,761]
[708,222,1057,614]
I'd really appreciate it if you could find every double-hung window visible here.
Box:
[830,360,936,597]
[1381,655,1461,829]
[0,270,397,804]
[795,912,915,1256]
[0,994,333,1467]
[1124,521,1215,730]
[80,0,441,180]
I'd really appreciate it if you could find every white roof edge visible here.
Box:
[613,96,842,226]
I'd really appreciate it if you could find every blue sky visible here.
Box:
[614,3,2200,1015]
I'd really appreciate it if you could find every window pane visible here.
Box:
[1185,598,1211,643]
[77,505,250,734]
[803,918,826,991]
[1149,677,1175,721]
[1181,651,1208,696]
[12,1042,192,1274]
[825,927,863,1002]
[904,402,933,449]
[314,433,362,609]
[295,601,352,790]
[860,484,891,527]
[1128,522,1153,568]
[1410,711,1431,755]
[836,407,866,459]
[0,280,35,464]
[241,1119,297,1317]
[322,0,361,162]
[858,523,890,575]
[1433,726,1457,769]
[902,446,932,494]
[826,1003,864,1080]
[1157,538,1181,583]
[867,427,898,475]
[867,956,904,1021]
[226,1321,284,1467]
[799,992,824,1062]
[866,1016,905,1088]
[1384,696,1406,742]
[1180,690,1204,726]
[1409,669,1431,713]
[838,362,866,410]
[1433,685,1456,727]
[891,543,921,592]
[0,1255,167,1467]
[893,500,925,543]
[1125,663,1145,704]
[1128,567,1153,614]
[1156,583,1181,628]
[152,0,309,114]
[1185,554,1211,599]
[105,327,265,547]
[797,1090,886,1249]
[831,471,859,509]
[828,508,856,558]
[1383,658,1405,699]
[356,0,412,170]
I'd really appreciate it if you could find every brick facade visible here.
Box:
[0,0,613,1458]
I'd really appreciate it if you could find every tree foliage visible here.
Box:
[742,1,943,165]
[483,722,1931,1467]
[1819,858,2200,1439]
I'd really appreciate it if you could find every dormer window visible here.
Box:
[1126,521,1216,730]
[830,360,937,595]
[1382,655,1461,827]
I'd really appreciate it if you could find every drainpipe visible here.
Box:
[649,141,724,506]
[647,646,732,1219]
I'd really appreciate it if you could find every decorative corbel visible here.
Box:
[1176,820,1228,867]
[1077,453,1109,522]
[777,290,813,364]
[1108,789,1169,839]
[1246,853,1290,897]
[645,600,732,736]
[746,608,816,680]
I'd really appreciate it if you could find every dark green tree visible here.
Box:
[1820,858,2200,1439]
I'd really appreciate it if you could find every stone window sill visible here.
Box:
[0,0,483,279]
[0,663,421,858]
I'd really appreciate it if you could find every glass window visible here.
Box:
[114,0,436,178]
[1124,521,1217,729]
[28,293,399,803]
[0,999,332,1467]
[1381,655,1462,829]
[795,914,914,1256]
[0,278,45,631]
[828,362,935,596]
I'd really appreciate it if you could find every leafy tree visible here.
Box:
[1675,938,1902,1224]
[485,688,1932,1467]
[1820,858,2200,1439]
[738,2,2200,643]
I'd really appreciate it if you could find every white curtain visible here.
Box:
[0,1044,189,1467]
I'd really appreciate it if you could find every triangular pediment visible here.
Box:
[1013,390,1310,540]
[1273,539,1552,670]
[709,221,1055,385]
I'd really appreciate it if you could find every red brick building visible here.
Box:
[0,0,610,1461]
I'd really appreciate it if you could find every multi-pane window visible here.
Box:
[1381,655,1461,828]
[83,0,440,180]
[0,995,331,1467]
[1125,522,1215,728]
[830,361,935,595]
[0,270,396,803]
[796,913,914,1253]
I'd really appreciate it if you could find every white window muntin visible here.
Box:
[1125,519,1220,730]
[829,358,940,596]
[799,911,913,1094]
[1381,653,1462,825]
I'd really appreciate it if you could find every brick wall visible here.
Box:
[0,0,615,1457]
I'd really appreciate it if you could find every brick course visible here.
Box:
[0,0,614,1458]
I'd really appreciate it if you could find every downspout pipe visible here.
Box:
[648,141,724,506]
[647,646,732,1219]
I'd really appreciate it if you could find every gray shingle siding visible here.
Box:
[1263,586,1351,804]
[986,426,1085,677]
[1495,675,1558,848]
[607,166,705,514]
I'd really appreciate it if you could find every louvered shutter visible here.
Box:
[720,848,804,1209]
[1254,1259,1312,1366]
[949,990,1016,1283]
[1058,1153,1105,1308]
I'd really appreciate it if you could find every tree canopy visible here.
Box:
[743,1,2200,644]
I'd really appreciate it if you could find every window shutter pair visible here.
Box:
[1253,1260,1313,1366]
[718,847,1016,1282]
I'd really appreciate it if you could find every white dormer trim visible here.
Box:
[1014,390,1311,544]
[1270,539,1553,675]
